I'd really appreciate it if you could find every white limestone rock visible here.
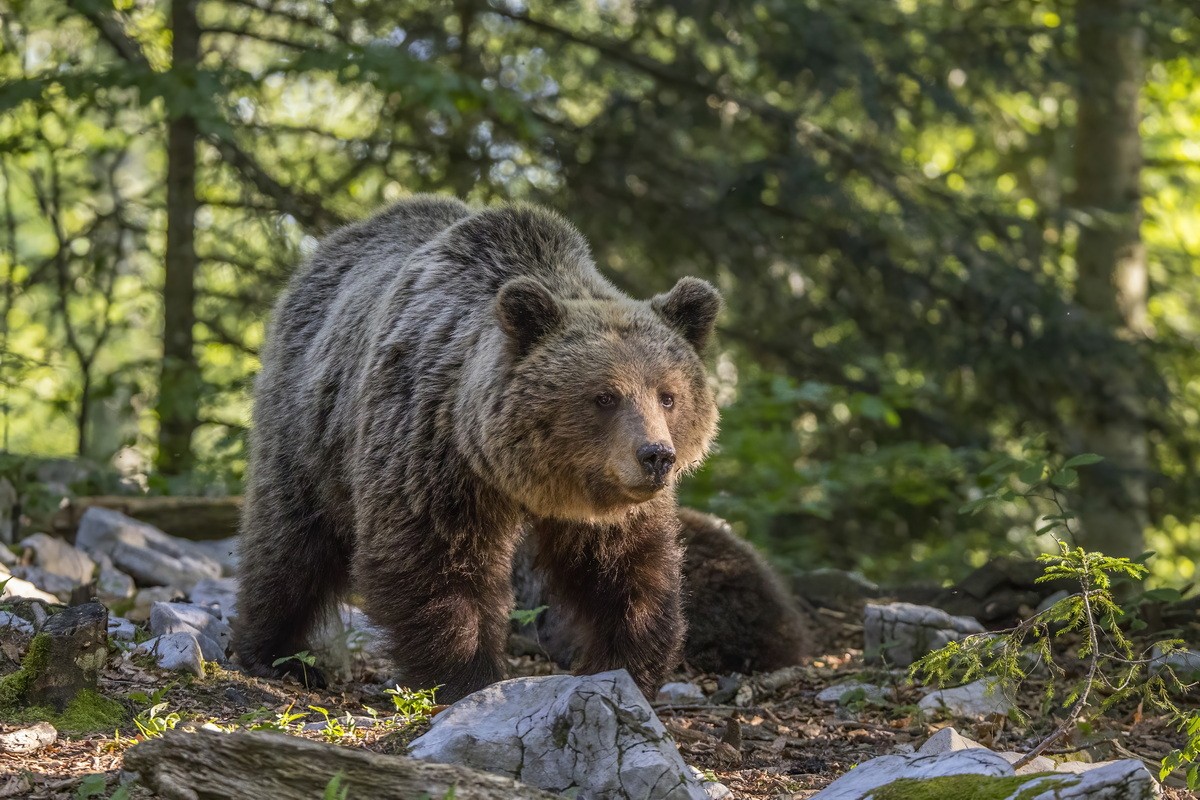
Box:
[189,577,238,623]
[864,602,985,666]
[74,507,221,590]
[409,670,709,800]
[18,533,96,585]
[133,632,204,677]
[917,678,1015,718]
[816,681,889,705]
[149,601,230,663]
[657,681,706,704]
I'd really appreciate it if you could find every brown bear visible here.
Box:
[512,508,811,675]
[234,196,721,701]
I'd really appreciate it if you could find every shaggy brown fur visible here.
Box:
[512,508,811,675]
[234,196,721,701]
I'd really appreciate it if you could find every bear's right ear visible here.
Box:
[496,277,564,356]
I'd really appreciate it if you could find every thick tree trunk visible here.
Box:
[155,0,201,476]
[124,729,561,800]
[1071,0,1148,558]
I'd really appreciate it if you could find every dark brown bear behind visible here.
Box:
[512,508,811,675]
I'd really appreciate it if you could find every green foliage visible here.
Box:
[133,701,181,739]
[383,685,439,722]
[308,704,358,743]
[239,702,308,733]
[272,650,317,689]
[509,606,548,627]
[323,773,350,800]
[912,455,1198,785]
[74,774,129,800]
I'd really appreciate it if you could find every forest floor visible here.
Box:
[1,606,1195,800]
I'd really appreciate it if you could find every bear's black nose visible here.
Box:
[637,443,676,483]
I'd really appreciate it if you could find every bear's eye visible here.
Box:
[660,392,675,409]
[595,392,617,408]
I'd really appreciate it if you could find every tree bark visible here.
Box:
[155,0,201,476]
[1071,0,1149,558]
[124,729,561,800]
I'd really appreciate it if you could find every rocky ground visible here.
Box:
[0,505,1196,799]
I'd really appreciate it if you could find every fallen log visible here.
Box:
[37,496,243,542]
[124,729,561,800]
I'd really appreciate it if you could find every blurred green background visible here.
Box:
[1,0,1197,586]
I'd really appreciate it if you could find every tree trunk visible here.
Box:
[154,0,201,476]
[124,729,561,800]
[1071,0,1148,559]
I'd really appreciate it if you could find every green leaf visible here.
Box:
[1142,588,1183,603]
[1062,453,1104,468]
[1050,468,1078,487]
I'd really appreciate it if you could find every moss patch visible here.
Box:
[0,631,51,708]
[0,632,127,733]
[870,772,1077,800]
[5,690,128,733]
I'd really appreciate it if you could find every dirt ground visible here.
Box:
[0,607,1195,799]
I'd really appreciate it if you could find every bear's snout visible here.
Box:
[637,442,676,485]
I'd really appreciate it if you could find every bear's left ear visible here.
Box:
[651,277,723,351]
[496,276,565,356]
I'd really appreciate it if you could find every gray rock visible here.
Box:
[793,568,880,609]
[656,681,706,704]
[0,722,57,754]
[74,507,221,590]
[189,537,240,577]
[0,610,34,635]
[1028,761,1159,798]
[189,577,238,622]
[1149,645,1200,679]
[864,602,985,666]
[409,670,708,800]
[9,565,80,601]
[811,747,1158,800]
[18,533,96,584]
[126,586,186,623]
[95,557,136,605]
[134,632,204,676]
[107,616,138,642]
[816,681,888,705]
[687,767,732,800]
[995,750,1057,774]
[0,573,59,604]
[811,748,1013,799]
[918,679,1015,718]
[918,727,1055,773]
[149,601,230,663]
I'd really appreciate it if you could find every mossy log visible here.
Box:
[125,729,561,800]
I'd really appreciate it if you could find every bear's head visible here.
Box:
[488,275,722,522]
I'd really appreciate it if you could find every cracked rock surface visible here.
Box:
[812,727,1162,799]
[863,601,985,666]
[409,670,712,800]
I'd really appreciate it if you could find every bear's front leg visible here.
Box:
[352,510,519,704]
[532,501,685,697]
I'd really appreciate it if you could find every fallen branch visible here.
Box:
[124,729,560,800]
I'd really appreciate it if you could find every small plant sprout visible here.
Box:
[309,705,359,743]
[911,451,1199,787]
[509,606,548,627]
[272,650,318,688]
[323,772,350,800]
[383,685,440,723]
[240,702,308,733]
[134,702,181,739]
